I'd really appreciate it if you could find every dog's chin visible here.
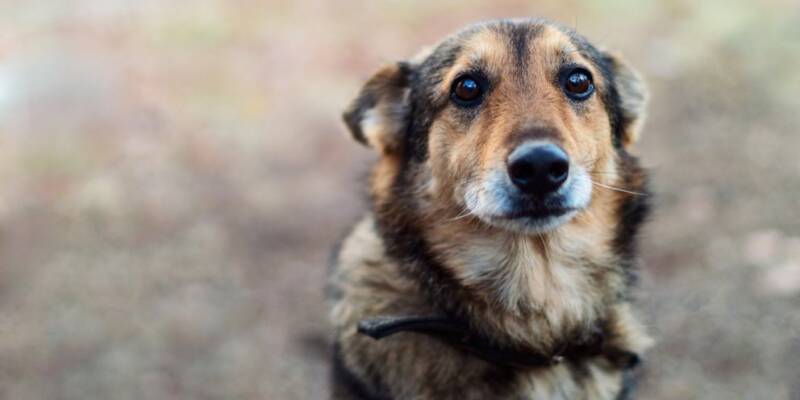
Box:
[476,207,580,234]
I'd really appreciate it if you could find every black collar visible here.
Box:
[358,315,639,370]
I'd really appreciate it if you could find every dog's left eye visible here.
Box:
[562,68,594,100]
[451,75,485,107]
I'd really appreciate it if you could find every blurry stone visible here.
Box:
[744,230,782,265]
[759,262,800,296]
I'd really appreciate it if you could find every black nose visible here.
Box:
[507,143,569,195]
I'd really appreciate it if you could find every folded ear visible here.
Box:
[342,62,412,154]
[603,51,647,149]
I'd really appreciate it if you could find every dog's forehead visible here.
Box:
[459,22,569,63]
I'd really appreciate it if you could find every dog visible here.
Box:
[328,18,653,400]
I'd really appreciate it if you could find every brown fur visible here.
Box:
[330,19,652,399]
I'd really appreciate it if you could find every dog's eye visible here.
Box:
[563,68,594,100]
[451,76,484,106]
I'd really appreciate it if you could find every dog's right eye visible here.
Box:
[561,67,594,101]
[451,75,485,107]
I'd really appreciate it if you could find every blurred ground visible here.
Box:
[0,1,798,399]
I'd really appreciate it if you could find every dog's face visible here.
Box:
[343,20,646,234]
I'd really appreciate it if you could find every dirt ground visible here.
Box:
[0,1,798,399]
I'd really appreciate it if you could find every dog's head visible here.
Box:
[343,19,646,234]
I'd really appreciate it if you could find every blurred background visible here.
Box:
[0,0,798,399]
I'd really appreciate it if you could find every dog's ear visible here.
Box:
[603,51,647,148]
[342,62,412,154]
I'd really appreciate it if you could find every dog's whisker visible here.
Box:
[588,170,618,174]
[591,180,648,196]
[448,208,475,222]
[579,206,595,220]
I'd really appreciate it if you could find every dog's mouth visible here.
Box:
[494,206,577,221]
[479,205,580,233]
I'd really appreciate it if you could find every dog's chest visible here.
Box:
[449,235,615,336]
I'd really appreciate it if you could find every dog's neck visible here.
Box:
[424,212,625,352]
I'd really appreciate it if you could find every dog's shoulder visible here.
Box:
[328,215,499,399]
[328,214,425,323]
